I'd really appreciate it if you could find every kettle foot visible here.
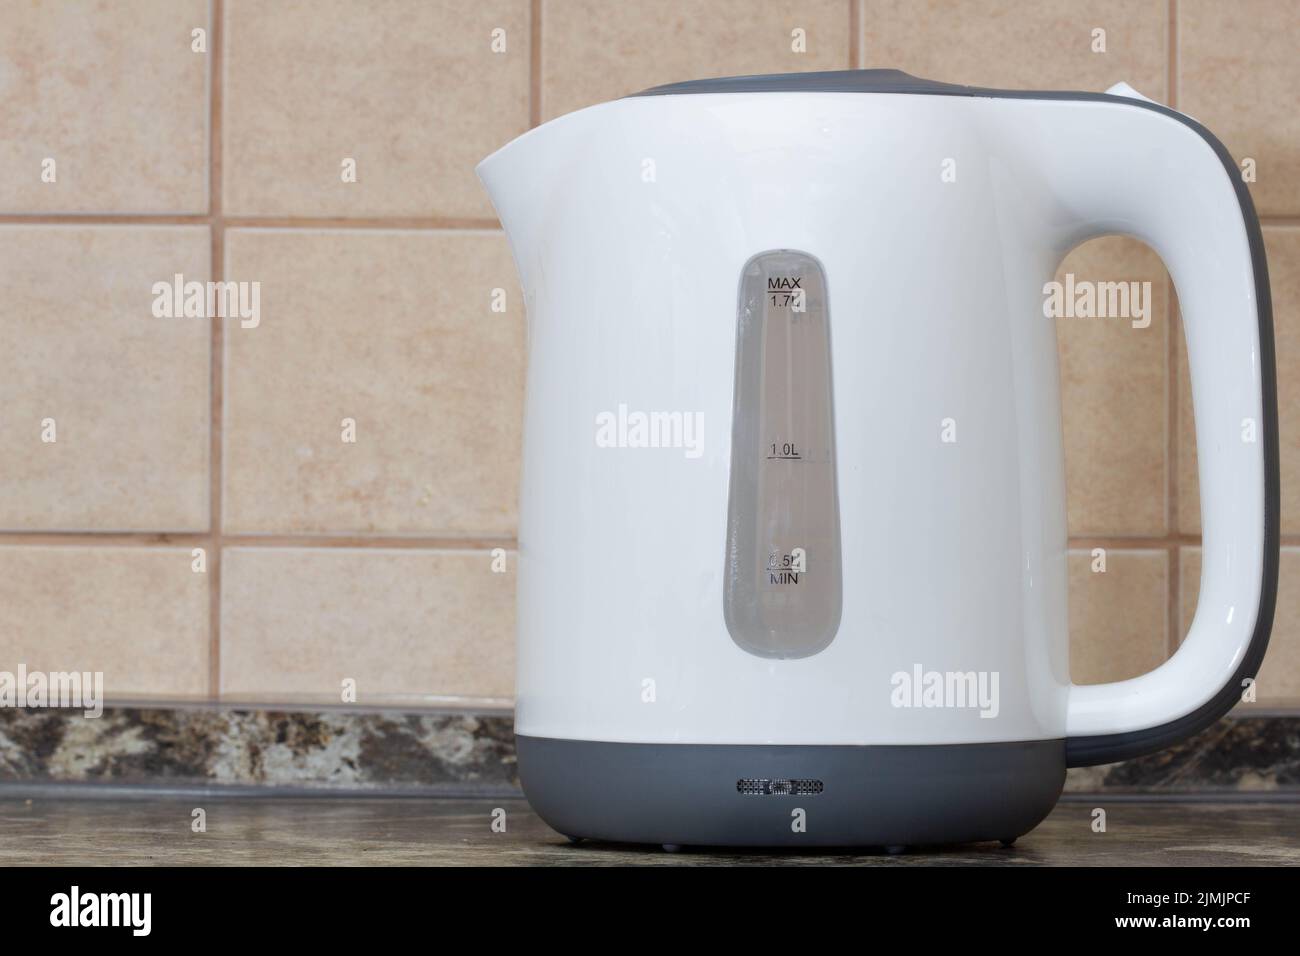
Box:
[884,845,908,856]
[999,837,1017,848]
[517,734,1064,848]
[563,835,584,845]
[662,843,685,853]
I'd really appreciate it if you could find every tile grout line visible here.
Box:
[849,0,861,68]
[0,215,502,229]
[1068,536,1198,549]
[1168,292,1182,655]
[0,215,212,225]
[1168,0,1178,111]
[0,533,520,550]
[530,0,542,128]
[1165,0,1181,656]
[208,0,225,700]
[215,216,502,229]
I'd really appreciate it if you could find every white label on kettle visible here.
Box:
[723,250,843,659]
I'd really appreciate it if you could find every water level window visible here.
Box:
[723,249,843,659]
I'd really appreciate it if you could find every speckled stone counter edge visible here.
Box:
[0,707,1295,794]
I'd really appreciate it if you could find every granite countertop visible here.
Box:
[5,708,1299,797]
[1,794,1297,865]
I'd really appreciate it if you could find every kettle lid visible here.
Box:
[628,68,974,98]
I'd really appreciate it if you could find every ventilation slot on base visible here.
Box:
[736,778,824,796]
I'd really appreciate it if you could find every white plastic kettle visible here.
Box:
[478,70,1278,850]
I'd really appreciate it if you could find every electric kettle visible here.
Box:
[477,70,1278,850]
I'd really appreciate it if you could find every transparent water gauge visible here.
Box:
[724,250,843,658]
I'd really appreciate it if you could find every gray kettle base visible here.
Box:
[517,735,1065,850]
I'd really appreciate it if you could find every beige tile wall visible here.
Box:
[0,0,1295,707]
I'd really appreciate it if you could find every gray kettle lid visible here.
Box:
[628,69,975,97]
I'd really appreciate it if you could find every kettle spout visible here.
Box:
[476,125,562,293]
[476,105,609,292]
[477,126,545,263]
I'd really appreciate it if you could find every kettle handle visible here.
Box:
[1033,95,1280,767]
